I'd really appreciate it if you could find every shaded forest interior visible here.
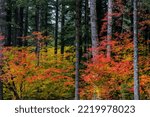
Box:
[0,0,150,100]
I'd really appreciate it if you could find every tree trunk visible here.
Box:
[6,0,12,46]
[0,0,6,100]
[96,0,103,36]
[84,0,89,53]
[130,0,133,38]
[133,0,139,100]
[35,5,40,33]
[13,7,19,46]
[54,0,59,55]
[61,0,65,55]
[18,7,24,46]
[75,0,81,100]
[35,5,41,66]
[90,0,98,58]
[24,6,28,46]
[44,1,48,48]
[107,0,113,59]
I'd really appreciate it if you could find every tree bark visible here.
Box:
[84,0,89,53]
[35,5,41,66]
[130,0,134,38]
[61,0,65,55]
[96,0,103,36]
[6,0,12,46]
[133,0,139,100]
[90,0,98,58]
[54,0,59,55]
[75,0,81,100]
[18,7,24,46]
[44,1,48,48]
[107,0,113,59]
[13,7,19,46]
[24,5,28,46]
[0,0,6,100]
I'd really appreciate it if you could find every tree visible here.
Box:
[60,0,65,55]
[1,0,149,100]
[75,0,81,100]
[0,0,6,100]
[24,1,29,46]
[83,0,89,53]
[89,0,98,58]
[133,0,140,100]
[107,0,113,59]
[35,3,41,66]
[18,7,24,46]
[14,6,19,46]
[43,0,48,47]
[6,0,12,46]
[54,0,59,55]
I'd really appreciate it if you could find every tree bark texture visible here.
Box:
[61,1,65,55]
[0,0,6,100]
[54,0,59,55]
[35,5,41,66]
[133,0,140,100]
[90,0,98,58]
[107,0,112,59]
[75,0,81,100]
[24,6,28,46]
[6,0,12,46]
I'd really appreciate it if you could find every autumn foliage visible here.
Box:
[0,0,150,100]
[1,46,75,99]
[81,29,150,100]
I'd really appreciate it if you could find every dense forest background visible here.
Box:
[0,0,150,100]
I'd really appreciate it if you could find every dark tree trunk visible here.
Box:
[84,0,89,53]
[35,6,40,31]
[133,0,139,100]
[6,0,12,46]
[13,7,19,46]
[24,6,28,46]
[44,1,48,48]
[130,0,134,37]
[96,0,102,35]
[0,0,6,100]
[54,0,59,55]
[18,7,24,46]
[35,5,41,66]
[75,0,81,100]
[61,1,65,55]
